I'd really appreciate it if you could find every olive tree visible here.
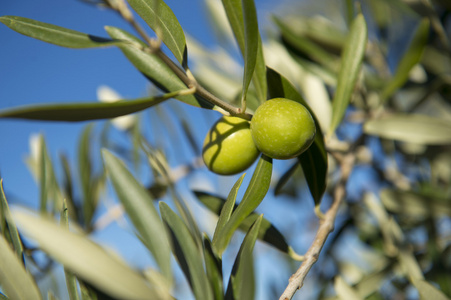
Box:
[0,0,450,299]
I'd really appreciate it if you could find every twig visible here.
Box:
[279,153,355,300]
[107,0,252,120]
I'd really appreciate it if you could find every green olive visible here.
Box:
[202,116,260,175]
[250,98,316,159]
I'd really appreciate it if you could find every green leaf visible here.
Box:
[0,94,175,122]
[0,16,120,48]
[380,188,451,218]
[334,276,363,300]
[212,174,245,242]
[329,13,368,135]
[381,19,429,101]
[0,180,24,263]
[364,114,451,145]
[159,202,214,300]
[13,210,164,300]
[240,0,259,106]
[273,16,339,73]
[195,191,303,260]
[78,125,95,229]
[266,67,328,206]
[221,0,266,103]
[225,215,262,300]
[102,150,172,281]
[411,278,450,300]
[212,154,272,256]
[0,235,41,300]
[127,0,187,66]
[203,235,224,300]
[105,26,213,109]
[61,201,81,300]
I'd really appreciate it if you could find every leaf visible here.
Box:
[240,0,259,106]
[266,67,328,205]
[0,235,41,300]
[212,154,272,256]
[195,191,300,257]
[364,114,451,145]
[13,210,162,300]
[79,125,94,230]
[334,276,363,300]
[0,180,24,262]
[380,188,451,218]
[329,13,368,135]
[61,201,81,300]
[203,235,224,300]
[273,16,339,72]
[127,0,187,66]
[159,202,214,300]
[212,174,245,242]
[102,150,172,281]
[411,278,450,300]
[105,26,213,109]
[382,19,429,101]
[0,16,120,48]
[225,215,262,300]
[221,0,266,103]
[0,94,175,122]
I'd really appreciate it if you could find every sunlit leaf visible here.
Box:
[195,191,300,258]
[382,19,429,101]
[127,0,187,66]
[329,13,367,135]
[159,202,214,300]
[225,215,262,300]
[105,26,213,109]
[0,94,174,122]
[334,276,363,300]
[266,67,327,205]
[102,150,172,281]
[212,154,272,256]
[221,0,266,103]
[203,235,224,300]
[0,16,120,48]
[240,0,259,107]
[364,114,451,145]
[13,210,162,300]
[411,277,450,300]
[0,180,24,262]
[213,174,245,242]
[0,235,41,300]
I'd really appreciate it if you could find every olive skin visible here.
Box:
[202,116,260,175]
[250,98,316,160]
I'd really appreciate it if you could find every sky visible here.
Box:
[0,0,318,299]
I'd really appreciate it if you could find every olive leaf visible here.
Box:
[0,16,120,48]
[127,0,188,67]
[212,154,272,256]
[329,13,367,135]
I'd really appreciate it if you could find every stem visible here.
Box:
[279,153,355,300]
[111,0,252,120]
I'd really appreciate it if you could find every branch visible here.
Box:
[107,0,252,120]
[279,153,355,300]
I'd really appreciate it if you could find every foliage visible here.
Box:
[1,0,451,299]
